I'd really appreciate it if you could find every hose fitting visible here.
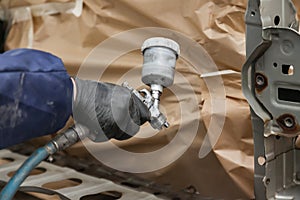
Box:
[0,124,89,200]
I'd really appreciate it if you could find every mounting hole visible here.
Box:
[251,11,256,16]
[275,135,281,140]
[258,156,266,166]
[80,191,122,200]
[284,116,295,128]
[273,62,278,67]
[274,15,280,26]
[282,64,294,75]
[255,74,266,86]
[266,178,271,185]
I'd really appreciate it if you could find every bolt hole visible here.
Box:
[256,75,265,86]
[274,15,280,26]
[251,11,256,16]
[258,156,266,166]
[276,135,281,140]
[284,117,294,128]
[273,62,278,67]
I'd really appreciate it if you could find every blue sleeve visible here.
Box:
[0,48,73,148]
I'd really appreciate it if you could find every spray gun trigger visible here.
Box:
[139,89,153,108]
[122,82,146,102]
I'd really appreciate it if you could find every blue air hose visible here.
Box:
[0,124,88,200]
[0,142,57,200]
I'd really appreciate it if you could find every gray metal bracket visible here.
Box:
[243,0,300,199]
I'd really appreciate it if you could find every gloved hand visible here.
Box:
[72,78,150,142]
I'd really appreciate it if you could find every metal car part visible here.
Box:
[260,0,298,29]
[243,0,300,199]
[0,150,163,200]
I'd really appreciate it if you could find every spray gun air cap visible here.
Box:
[141,37,180,88]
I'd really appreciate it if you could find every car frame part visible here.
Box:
[243,0,300,199]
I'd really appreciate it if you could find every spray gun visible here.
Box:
[123,37,180,130]
[0,37,180,200]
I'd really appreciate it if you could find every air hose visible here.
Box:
[0,124,88,200]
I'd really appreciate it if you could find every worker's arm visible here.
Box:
[0,48,149,148]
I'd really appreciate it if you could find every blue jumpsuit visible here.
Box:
[0,49,73,148]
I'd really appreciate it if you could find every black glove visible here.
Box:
[72,78,150,142]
